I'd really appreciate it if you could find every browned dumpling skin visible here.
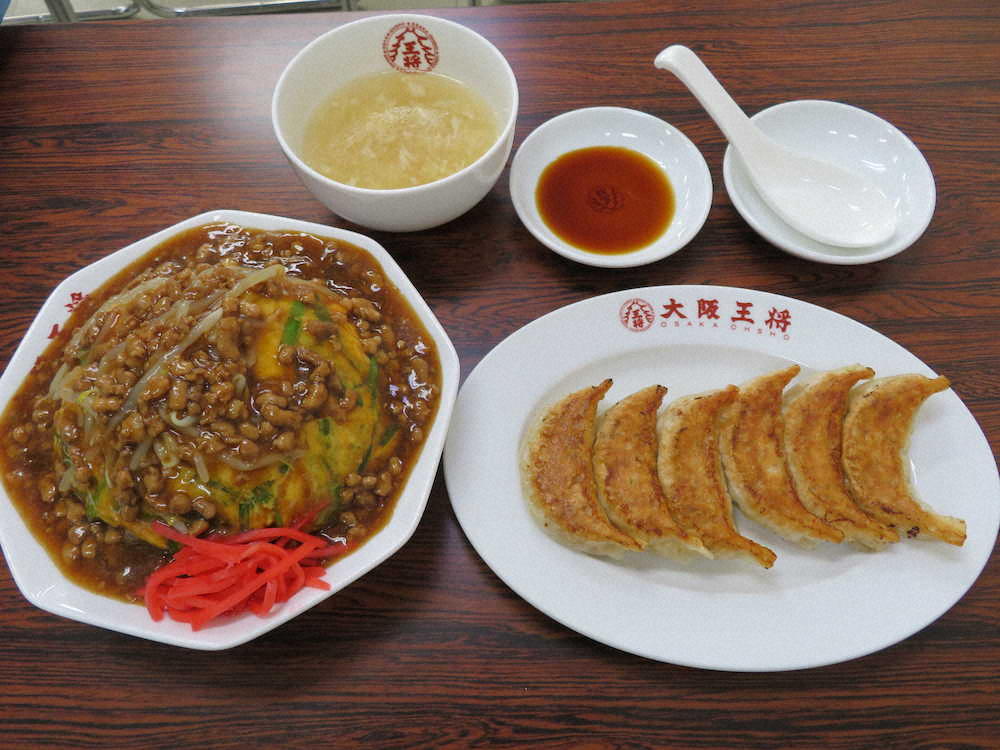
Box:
[783,365,899,549]
[720,365,844,546]
[522,379,642,558]
[842,374,966,546]
[657,386,777,569]
[593,385,711,559]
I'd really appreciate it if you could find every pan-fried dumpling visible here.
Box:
[719,365,843,546]
[783,365,898,549]
[593,385,710,559]
[657,386,777,569]
[521,380,642,558]
[842,374,966,546]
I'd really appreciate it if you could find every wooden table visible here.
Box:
[1,1,998,746]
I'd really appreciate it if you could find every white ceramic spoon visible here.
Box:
[655,45,897,249]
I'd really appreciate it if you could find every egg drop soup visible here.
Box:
[302,71,499,190]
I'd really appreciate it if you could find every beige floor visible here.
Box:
[2,0,548,24]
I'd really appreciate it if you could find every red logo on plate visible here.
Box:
[619,298,655,332]
[383,22,439,72]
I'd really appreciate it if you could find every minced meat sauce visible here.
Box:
[0,223,441,601]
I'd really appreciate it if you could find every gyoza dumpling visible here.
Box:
[783,365,898,549]
[842,374,966,546]
[719,365,844,546]
[657,386,777,569]
[521,380,642,558]
[593,385,710,559]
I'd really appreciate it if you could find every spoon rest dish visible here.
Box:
[723,100,935,265]
[655,45,896,249]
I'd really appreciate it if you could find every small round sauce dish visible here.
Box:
[723,100,936,264]
[509,107,711,268]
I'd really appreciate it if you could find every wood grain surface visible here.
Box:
[0,1,998,747]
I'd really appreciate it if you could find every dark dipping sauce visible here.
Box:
[535,145,675,255]
[0,224,441,602]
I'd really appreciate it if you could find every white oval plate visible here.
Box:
[0,210,459,650]
[443,286,998,671]
[723,100,936,264]
[510,107,712,268]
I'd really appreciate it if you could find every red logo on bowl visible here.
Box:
[619,298,655,332]
[383,22,439,72]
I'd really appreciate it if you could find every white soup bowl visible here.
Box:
[273,14,518,233]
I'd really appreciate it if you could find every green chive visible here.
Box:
[281,300,306,346]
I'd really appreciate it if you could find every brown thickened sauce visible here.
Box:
[535,146,675,255]
[0,224,441,602]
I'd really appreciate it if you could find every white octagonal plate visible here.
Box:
[0,210,459,650]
